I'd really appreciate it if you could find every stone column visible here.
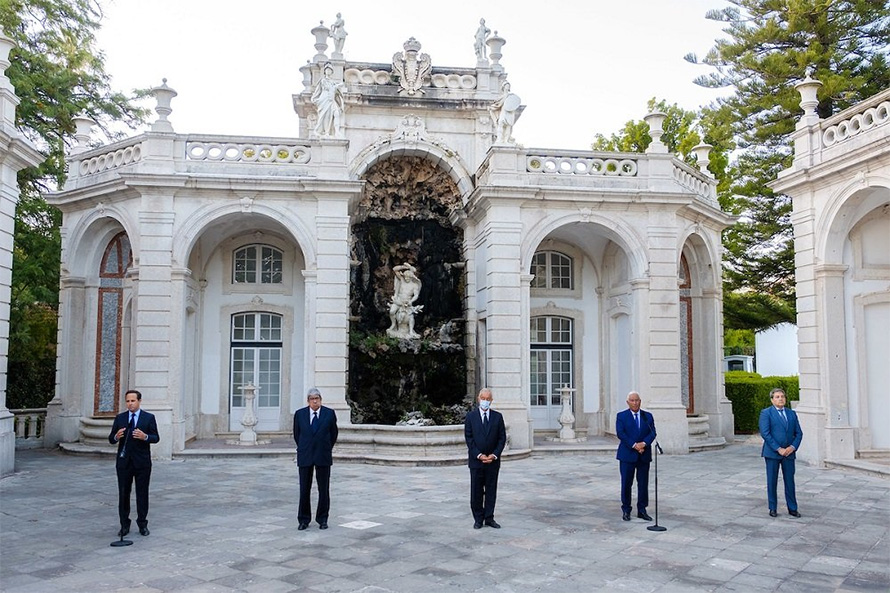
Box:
[700,285,735,442]
[313,201,351,422]
[132,204,176,460]
[640,217,687,454]
[0,30,43,477]
[44,275,88,447]
[478,205,532,450]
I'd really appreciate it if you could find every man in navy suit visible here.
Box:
[108,389,160,537]
[759,388,803,518]
[293,388,338,530]
[465,388,507,529]
[615,391,656,521]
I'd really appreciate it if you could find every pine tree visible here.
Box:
[687,0,890,326]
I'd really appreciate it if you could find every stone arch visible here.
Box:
[173,201,316,269]
[349,137,474,200]
[65,211,137,278]
[521,211,648,280]
[677,227,720,292]
[817,175,890,264]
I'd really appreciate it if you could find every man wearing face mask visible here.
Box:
[464,388,507,529]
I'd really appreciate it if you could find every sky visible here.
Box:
[95,0,731,150]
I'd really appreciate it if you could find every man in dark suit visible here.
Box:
[759,388,803,518]
[293,388,338,530]
[465,388,507,529]
[615,391,656,522]
[108,389,160,537]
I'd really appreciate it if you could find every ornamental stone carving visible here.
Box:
[392,37,431,96]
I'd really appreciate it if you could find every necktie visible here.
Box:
[121,413,135,457]
[779,409,787,424]
[634,412,640,430]
[311,411,317,425]
[483,412,489,429]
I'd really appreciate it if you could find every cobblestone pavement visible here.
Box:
[1,440,888,592]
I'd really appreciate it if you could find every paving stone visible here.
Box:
[2,443,888,592]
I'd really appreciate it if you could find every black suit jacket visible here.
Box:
[108,409,159,469]
[293,405,338,467]
[465,408,507,468]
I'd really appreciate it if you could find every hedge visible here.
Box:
[724,372,799,434]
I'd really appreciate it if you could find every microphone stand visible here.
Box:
[110,532,133,547]
[644,414,666,532]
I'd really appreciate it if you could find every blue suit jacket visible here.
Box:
[108,409,159,469]
[293,405,338,467]
[759,406,802,459]
[465,408,506,469]
[615,408,655,463]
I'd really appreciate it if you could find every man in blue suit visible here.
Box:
[759,388,803,518]
[293,388,338,530]
[615,391,656,521]
[465,388,507,529]
[108,389,160,537]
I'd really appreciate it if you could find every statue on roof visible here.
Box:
[474,18,490,62]
[311,63,346,137]
[489,81,521,144]
[392,38,431,96]
[330,13,347,57]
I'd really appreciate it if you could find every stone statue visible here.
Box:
[392,38,431,96]
[330,13,347,56]
[311,62,346,137]
[387,263,424,339]
[489,81,521,144]
[474,18,490,61]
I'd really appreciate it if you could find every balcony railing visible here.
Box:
[12,408,46,449]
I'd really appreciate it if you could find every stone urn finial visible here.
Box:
[150,78,177,133]
[795,69,822,126]
[486,31,505,72]
[644,111,668,154]
[311,20,330,63]
[692,142,713,176]
[72,115,95,154]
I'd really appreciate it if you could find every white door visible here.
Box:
[530,316,573,430]
[229,313,282,432]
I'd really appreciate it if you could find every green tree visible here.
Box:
[1,0,147,407]
[687,0,890,325]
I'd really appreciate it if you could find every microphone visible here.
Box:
[642,412,663,454]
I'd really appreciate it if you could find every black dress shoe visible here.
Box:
[769,510,778,517]
[139,526,150,536]
[297,523,308,530]
[637,511,652,521]
[485,519,501,529]
[319,522,328,530]
[788,510,801,518]
[622,512,631,521]
[117,526,129,537]
[473,521,483,529]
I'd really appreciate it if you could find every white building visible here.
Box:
[43,23,734,459]
[0,33,44,477]
[754,323,798,377]
[771,78,890,466]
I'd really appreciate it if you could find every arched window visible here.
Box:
[529,315,573,407]
[233,245,283,284]
[530,251,573,289]
[230,312,283,411]
[94,232,132,416]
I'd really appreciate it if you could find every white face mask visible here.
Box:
[479,399,491,410]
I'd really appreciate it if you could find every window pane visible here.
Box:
[234,246,257,283]
[261,246,283,284]
[259,313,282,341]
[530,317,547,343]
[529,350,548,406]
[257,349,281,407]
[549,252,572,289]
[530,252,547,288]
[230,348,255,407]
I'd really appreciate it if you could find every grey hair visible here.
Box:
[478,388,492,398]
[769,388,786,398]
[307,387,322,399]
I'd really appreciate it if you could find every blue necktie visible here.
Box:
[311,411,318,432]
[483,412,489,432]
[634,412,640,430]
[780,409,787,424]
